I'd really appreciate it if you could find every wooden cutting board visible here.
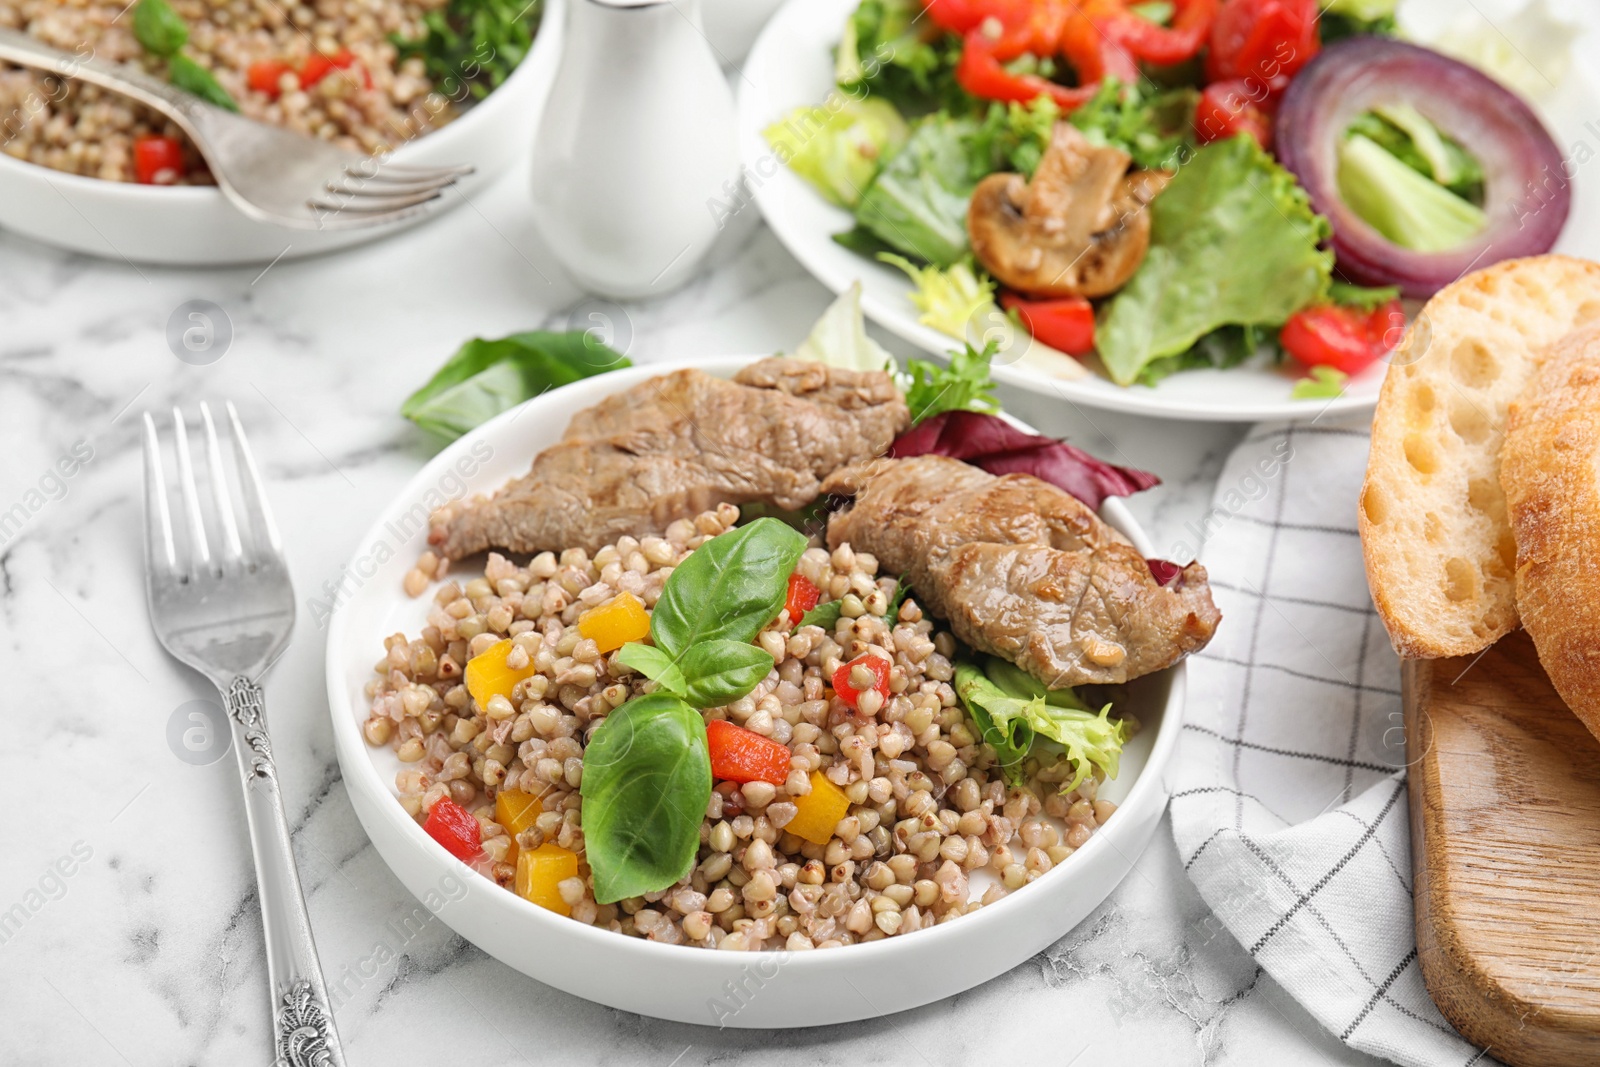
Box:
[1404,630,1600,1067]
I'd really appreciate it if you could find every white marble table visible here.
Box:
[0,166,1384,1067]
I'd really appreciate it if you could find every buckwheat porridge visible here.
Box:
[362,504,1133,952]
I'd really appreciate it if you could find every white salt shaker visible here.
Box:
[529,0,739,299]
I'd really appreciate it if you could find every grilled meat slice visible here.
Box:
[822,455,1219,686]
[429,358,909,559]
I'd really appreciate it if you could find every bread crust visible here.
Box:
[1359,255,1600,659]
[1502,325,1600,744]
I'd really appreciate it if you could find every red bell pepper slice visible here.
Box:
[833,654,892,711]
[1099,0,1219,66]
[247,59,290,98]
[132,135,185,185]
[1279,299,1406,377]
[785,572,821,622]
[423,796,483,861]
[1001,292,1096,355]
[707,720,791,785]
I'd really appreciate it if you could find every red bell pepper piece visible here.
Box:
[1098,0,1218,66]
[247,59,291,98]
[423,796,483,861]
[1001,292,1096,355]
[707,720,791,785]
[833,653,892,711]
[1279,299,1406,377]
[299,49,371,90]
[132,135,185,185]
[785,572,822,622]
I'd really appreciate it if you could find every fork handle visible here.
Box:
[224,677,349,1067]
[0,28,205,131]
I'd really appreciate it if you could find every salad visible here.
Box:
[765,0,1573,393]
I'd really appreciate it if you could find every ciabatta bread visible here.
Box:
[1501,325,1600,743]
[1359,255,1600,658]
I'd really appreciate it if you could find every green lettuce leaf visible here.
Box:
[955,657,1128,793]
[791,282,894,372]
[854,114,978,266]
[1097,135,1334,387]
[765,97,909,209]
[1291,366,1349,400]
[401,330,630,440]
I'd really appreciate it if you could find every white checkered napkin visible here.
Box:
[1168,421,1497,1067]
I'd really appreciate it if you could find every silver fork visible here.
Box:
[142,403,347,1067]
[0,28,471,230]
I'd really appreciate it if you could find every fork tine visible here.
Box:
[325,175,458,198]
[200,402,244,565]
[352,162,475,181]
[171,407,211,576]
[309,190,445,214]
[142,412,178,576]
[226,401,282,559]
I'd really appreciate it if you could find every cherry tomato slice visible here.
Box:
[1279,299,1406,376]
[423,796,483,861]
[832,654,891,711]
[1194,80,1273,147]
[1001,292,1096,355]
[132,135,185,185]
[1206,0,1319,88]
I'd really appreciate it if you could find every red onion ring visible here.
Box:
[1275,36,1571,298]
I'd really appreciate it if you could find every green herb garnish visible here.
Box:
[903,339,999,426]
[132,0,238,111]
[392,0,542,102]
[1291,366,1349,400]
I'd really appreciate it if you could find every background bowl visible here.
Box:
[326,355,1187,1027]
[0,0,565,266]
[737,0,1600,421]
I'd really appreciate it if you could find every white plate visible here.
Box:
[0,0,565,266]
[326,355,1187,1027]
[737,0,1600,421]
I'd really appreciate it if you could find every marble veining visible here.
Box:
[0,158,1381,1066]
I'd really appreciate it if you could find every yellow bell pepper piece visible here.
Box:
[577,592,651,653]
[465,638,537,711]
[495,789,541,836]
[515,842,580,916]
[786,771,850,845]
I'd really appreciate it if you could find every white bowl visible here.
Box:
[325,356,1186,1027]
[736,0,1389,422]
[0,0,564,266]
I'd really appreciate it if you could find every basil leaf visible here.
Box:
[797,600,844,630]
[579,695,711,904]
[401,330,631,440]
[648,518,807,658]
[168,54,239,111]
[613,642,686,698]
[679,640,775,708]
[133,0,188,56]
[797,582,910,632]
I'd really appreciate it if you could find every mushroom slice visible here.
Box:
[969,123,1172,299]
